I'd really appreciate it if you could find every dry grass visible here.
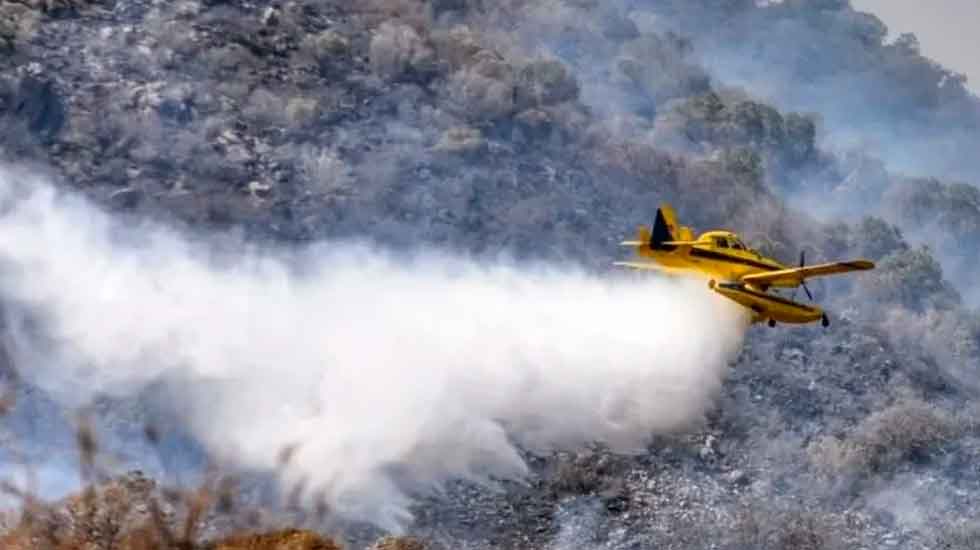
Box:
[211,529,342,550]
[0,465,428,549]
[369,535,426,550]
[0,407,426,550]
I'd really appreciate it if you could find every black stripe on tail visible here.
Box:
[651,208,676,251]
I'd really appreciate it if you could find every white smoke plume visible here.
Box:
[0,165,749,530]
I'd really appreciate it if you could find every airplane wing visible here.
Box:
[613,261,669,271]
[619,240,699,247]
[741,260,875,287]
[613,261,707,277]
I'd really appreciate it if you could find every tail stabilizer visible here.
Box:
[619,224,653,248]
[652,204,680,250]
[619,203,695,254]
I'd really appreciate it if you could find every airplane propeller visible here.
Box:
[797,250,830,327]
[799,250,814,301]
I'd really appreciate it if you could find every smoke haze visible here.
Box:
[0,165,748,530]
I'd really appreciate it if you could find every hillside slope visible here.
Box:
[0,1,978,549]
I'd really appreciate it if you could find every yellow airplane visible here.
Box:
[615,203,875,328]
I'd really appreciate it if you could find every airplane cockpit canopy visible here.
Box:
[711,233,750,251]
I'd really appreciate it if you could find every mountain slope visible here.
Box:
[0,1,978,549]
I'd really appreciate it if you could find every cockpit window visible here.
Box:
[714,237,729,248]
[731,240,745,250]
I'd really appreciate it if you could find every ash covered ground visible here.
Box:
[0,1,979,548]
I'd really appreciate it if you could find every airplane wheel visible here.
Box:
[768,319,776,328]
[821,314,830,328]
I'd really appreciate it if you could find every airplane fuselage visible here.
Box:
[635,231,786,284]
[616,205,873,328]
[637,246,785,283]
[633,231,826,325]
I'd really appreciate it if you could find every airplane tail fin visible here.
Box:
[619,203,692,254]
[651,204,679,251]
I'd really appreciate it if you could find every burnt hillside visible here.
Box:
[0,1,978,549]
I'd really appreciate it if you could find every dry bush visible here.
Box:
[211,528,343,550]
[852,216,908,261]
[202,44,260,75]
[514,57,579,110]
[858,246,960,313]
[513,107,554,140]
[617,32,710,104]
[444,49,515,121]
[551,459,603,497]
[728,101,786,149]
[731,502,844,550]
[140,8,201,63]
[0,440,340,550]
[650,95,721,150]
[0,412,236,550]
[548,451,628,498]
[430,25,484,72]
[808,397,961,476]
[440,20,581,114]
[285,97,321,129]
[360,0,432,32]
[242,88,290,128]
[0,19,12,52]
[297,146,355,197]
[0,415,420,550]
[298,30,351,68]
[2,522,346,550]
[931,520,980,550]
[593,140,681,188]
[0,470,190,550]
[0,2,40,50]
[370,535,427,550]
[433,126,485,155]
[369,21,436,82]
[877,307,980,392]
[17,0,92,13]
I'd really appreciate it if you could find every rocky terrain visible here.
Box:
[1,0,980,548]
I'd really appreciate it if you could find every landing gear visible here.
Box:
[821,314,830,328]
[768,319,776,328]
